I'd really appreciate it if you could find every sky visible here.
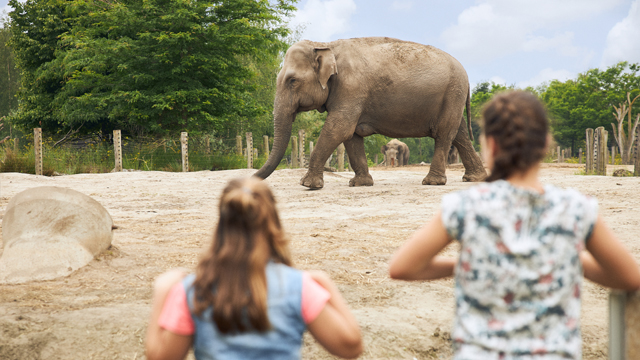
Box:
[2,0,640,89]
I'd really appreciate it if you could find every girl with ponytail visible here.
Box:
[390,91,640,359]
[145,177,362,360]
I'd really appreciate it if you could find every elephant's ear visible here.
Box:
[381,145,387,154]
[397,146,404,155]
[314,47,338,90]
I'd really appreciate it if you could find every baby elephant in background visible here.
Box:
[381,139,410,166]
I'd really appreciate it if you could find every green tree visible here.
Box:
[541,62,640,152]
[9,0,296,137]
[7,0,71,133]
[0,13,20,120]
[468,81,511,141]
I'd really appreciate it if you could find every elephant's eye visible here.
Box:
[288,77,296,85]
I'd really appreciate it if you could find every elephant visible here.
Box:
[254,37,487,188]
[381,139,410,166]
[448,145,459,165]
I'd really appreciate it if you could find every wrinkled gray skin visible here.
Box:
[381,139,410,166]
[255,37,487,188]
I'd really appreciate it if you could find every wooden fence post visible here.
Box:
[586,128,594,174]
[609,291,640,360]
[374,154,378,165]
[13,138,18,153]
[337,143,345,171]
[263,135,269,158]
[291,136,298,168]
[113,130,123,172]
[34,128,43,175]
[635,133,640,176]
[298,129,306,169]
[579,148,583,165]
[246,132,253,169]
[309,141,314,156]
[557,146,561,163]
[236,135,243,156]
[613,146,617,165]
[595,127,607,176]
[181,132,189,172]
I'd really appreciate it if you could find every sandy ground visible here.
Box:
[0,163,639,360]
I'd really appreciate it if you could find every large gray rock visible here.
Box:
[0,186,114,284]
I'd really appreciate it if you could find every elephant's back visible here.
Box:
[330,37,464,73]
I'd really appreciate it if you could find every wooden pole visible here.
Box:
[635,132,640,176]
[236,135,242,155]
[34,128,43,175]
[337,143,345,171]
[612,146,617,165]
[579,148,583,165]
[263,135,269,158]
[586,128,594,174]
[309,141,314,156]
[246,132,253,169]
[557,145,561,163]
[291,136,298,168]
[298,129,306,169]
[595,127,607,176]
[181,132,189,172]
[609,291,640,359]
[13,138,18,153]
[113,130,122,172]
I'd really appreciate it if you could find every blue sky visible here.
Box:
[3,0,640,89]
[289,0,640,89]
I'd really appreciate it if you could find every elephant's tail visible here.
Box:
[466,86,474,141]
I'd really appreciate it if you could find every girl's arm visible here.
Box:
[389,211,455,281]
[145,269,193,360]
[306,271,363,359]
[581,216,640,291]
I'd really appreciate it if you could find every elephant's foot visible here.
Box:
[422,173,447,185]
[349,174,374,187]
[463,170,487,182]
[300,172,324,189]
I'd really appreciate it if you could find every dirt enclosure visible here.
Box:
[1,163,639,359]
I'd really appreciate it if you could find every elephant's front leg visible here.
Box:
[423,137,450,185]
[344,134,374,187]
[300,123,353,189]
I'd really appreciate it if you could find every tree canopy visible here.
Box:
[541,62,640,151]
[8,0,295,136]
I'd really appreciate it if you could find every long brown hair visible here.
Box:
[482,91,549,181]
[193,177,291,334]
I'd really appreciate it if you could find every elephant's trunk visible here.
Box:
[254,110,294,179]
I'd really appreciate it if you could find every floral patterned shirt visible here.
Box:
[441,180,598,360]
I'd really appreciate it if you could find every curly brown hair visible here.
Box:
[192,177,291,334]
[482,91,549,182]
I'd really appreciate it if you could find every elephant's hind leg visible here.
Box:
[452,120,487,182]
[344,134,374,187]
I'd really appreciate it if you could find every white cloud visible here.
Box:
[1,4,12,17]
[601,0,640,66]
[441,0,624,63]
[391,1,413,11]
[289,0,357,42]
[516,68,575,88]
[489,76,507,86]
